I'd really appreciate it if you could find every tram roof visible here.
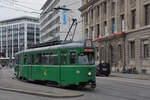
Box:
[16,41,85,55]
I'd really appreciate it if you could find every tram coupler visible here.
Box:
[91,82,96,89]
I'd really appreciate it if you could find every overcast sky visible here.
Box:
[0,0,46,21]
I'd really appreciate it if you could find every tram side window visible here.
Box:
[15,55,18,64]
[61,52,67,65]
[78,53,89,65]
[78,52,95,65]
[35,53,42,64]
[19,55,21,64]
[49,52,58,65]
[28,55,34,64]
[24,55,28,65]
[41,53,50,65]
[69,51,76,65]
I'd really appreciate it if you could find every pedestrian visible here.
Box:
[10,62,13,68]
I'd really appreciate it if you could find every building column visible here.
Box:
[18,25,20,51]
[125,0,129,31]
[0,28,2,53]
[34,25,36,44]
[115,0,119,33]
[82,15,85,40]
[6,27,8,58]
[12,25,14,59]
[88,10,91,39]
[136,0,141,28]
[24,22,27,50]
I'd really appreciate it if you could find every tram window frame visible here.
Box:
[61,51,67,65]
[69,51,77,65]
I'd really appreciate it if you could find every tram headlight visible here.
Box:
[88,72,92,76]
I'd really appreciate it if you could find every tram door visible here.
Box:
[27,55,33,80]
[60,50,77,85]
[60,51,68,84]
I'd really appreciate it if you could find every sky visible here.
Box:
[0,0,47,21]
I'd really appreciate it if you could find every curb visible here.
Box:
[0,87,84,98]
[111,74,150,81]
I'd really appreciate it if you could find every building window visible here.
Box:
[91,27,94,40]
[97,24,100,38]
[120,0,124,6]
[120,0,125,12]
[91,9,93,22]
[85,13,88,24]
[145,4,150,25]
[104,21,108,36]
[110,45,114,64]
[130,41,135,59]
[112,18,115,33]
[104,2,107,15]
[118,45,122,59]
[143,40,149,58]
[85,29,88,39]
[97,6,100,18]
[121,15,125,31]
[111,1,115,16]
[131,10,136,29]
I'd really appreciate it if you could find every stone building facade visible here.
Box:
[79,0,150,74]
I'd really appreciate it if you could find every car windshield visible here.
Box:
[78,52,95,65]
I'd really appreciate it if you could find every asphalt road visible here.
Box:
[0,67,150,100]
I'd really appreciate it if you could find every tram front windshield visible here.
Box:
[78,52,94,65]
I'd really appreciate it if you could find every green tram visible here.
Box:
[15,40,96,88]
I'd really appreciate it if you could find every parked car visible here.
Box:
[96,62,111,76]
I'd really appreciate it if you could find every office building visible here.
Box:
[0,16,40,59]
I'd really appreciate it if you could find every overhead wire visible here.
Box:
[13,0,44,6]
[3,0,41,12]
[1,0,81,15]
[0,4,40,14]
[66,0,81,7]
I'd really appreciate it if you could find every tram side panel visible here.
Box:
[60,65,96,86]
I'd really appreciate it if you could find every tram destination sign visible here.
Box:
[84,48,94,52]
[84,39,93,48]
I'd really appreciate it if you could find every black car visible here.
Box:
[96,63,111,76]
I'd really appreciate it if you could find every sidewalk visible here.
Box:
[0,68,84,98]
[111,72,150,80]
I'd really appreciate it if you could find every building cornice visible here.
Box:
[0,16,39,24]
[41,0,53,10]
[79,0,99,12]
